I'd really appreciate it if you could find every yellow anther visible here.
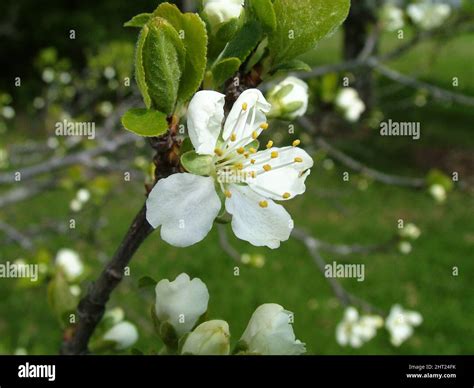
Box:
[266,140,273,149]
[259,200,268,208]
[271,151,279,158]
[252,131,258,140]
[234,163,243,170]
[263,164,272,172]
[249,147,257,154]
[282,192,291,199]
[237,147,245,154]
[224,190,232,198]
[214,148,223,156]
[230,133,237,141]
[260,122,269,130]
[251,171,256,178]
[250,159,256,164]
[242,102,248,111]
[292,139,301,147]
[244,152,250,158]
[294,157,303,163]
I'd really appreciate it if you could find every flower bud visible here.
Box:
[240,303,306,355]
[335,88,366,122]
[155,273,209,337]
[202,0,244,34]
[181,320,230,355]
[267,76,309,120]
[429,184,446,203]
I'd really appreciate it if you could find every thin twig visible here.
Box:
[217,224,241,263]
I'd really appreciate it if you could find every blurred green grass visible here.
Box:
[1,30,473,355]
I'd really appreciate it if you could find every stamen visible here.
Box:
[224,190,232,198]
[230,133,237,142]
[214,148,223,156]
[259,200,268,208]
[271,151,279,158]
[260,122,269,130]
[242,102,248,111]
[266,140,273,149]
[282,192,291,199]
[249,147,257,154]
[234,163,243,170]
[250,159,256,164]
[294,157,303,163]
[292,139,301,147]
[252,131,258,140]
[237,147,245,154]
[244,152,250,158]
[263,164,272,172]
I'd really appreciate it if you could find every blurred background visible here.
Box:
[1,0,473,355]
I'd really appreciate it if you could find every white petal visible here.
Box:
[225,184,292,249]
[187,91,225,155]
[223,89,271,145]
[146,173,221,247]
[247,146,313,200]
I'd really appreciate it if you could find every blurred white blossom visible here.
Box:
[399,223,421,240]
[42,68,55,83]
[429,184,447,203]
[398,241,413,255]
[335,88,366,122]
[103,66,116,80]
[55,248,84,281]
[2,106,15,119]
[381,3,405,31]
[59,72,72,84]
[385,304,422,346]
[103,321,139,350]
[336,307,383,348]
[407,1,451,30]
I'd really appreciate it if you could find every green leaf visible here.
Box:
[153,3,208,103]
[272,59,311,74]
[138,276,157,289]
[140,17,186,114]
[212,57,241,87]
[181,151,214,176]
[124,13,152,28]
[221,20,263,63]
[135,25,152,109]
[248,0,276,31]
[269,0,350,64]
[121,108,169,137]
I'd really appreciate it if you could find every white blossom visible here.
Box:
[103,321,139,350]
[103,66,116,79]
[203,0,244,32]
[59,72,72,84]
[155,273,209,337]
[381,4,405,31]
[55,248,84,281]
[146,89,313,249]
[336,307,383,348]
[267,76,309,119]
[76,188,91,203]
[240,303,306,355]
[42,68,55,83]
[181,320,230,355]
[385,304,422,346]
[407,2,451,30]
[399,223,421,240]
[335,88,366,122]
[398,241,412,255]
[69,198,82,212]
[2,106,15,119]
[429,184,447,203]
